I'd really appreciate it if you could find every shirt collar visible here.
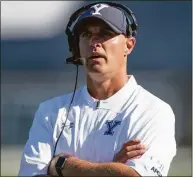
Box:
[81,75,138,113]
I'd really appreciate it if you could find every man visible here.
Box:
[18,2,176,176]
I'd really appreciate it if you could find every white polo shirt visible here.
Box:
[18,75,176,176]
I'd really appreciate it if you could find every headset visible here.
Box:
[65,1,138,65]
[52,2,138,158]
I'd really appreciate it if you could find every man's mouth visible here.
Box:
[88,53,105,61]
[88,56,102,59]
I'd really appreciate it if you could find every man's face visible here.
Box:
[78,19,135,79]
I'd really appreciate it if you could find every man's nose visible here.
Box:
[89,36,102,48]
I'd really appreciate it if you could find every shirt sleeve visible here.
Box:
[126,104,177,176]
[18,102,54,176]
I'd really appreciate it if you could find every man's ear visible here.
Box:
[124,37,136,56]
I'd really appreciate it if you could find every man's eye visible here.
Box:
[104,31,111,35]
[103,30,115,37]
[81,32,91,38]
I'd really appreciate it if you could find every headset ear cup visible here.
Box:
[126,24,132,37]
[71,34,79,58]
[130,13,138,36]
[71,34,83,65]
[68,33,73,53]
[122,6,138,37]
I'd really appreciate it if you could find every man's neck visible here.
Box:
[86,73,130,100]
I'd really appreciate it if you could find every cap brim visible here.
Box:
[73,15,123,35]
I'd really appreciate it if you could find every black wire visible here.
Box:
[52,65,79,158]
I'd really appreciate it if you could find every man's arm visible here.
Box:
[35,159,139,177]
[61,156,140,176]
[48,139,146,176]
[31,138,145,177]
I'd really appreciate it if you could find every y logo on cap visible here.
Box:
[91,4,109,16]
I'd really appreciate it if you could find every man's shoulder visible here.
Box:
[136,85,173,112]
[130,85,175,127]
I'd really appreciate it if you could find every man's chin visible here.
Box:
[87,65,105,74]
[86,62,103,71]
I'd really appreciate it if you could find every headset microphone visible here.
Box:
[66,57,86,65]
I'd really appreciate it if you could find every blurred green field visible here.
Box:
[1,146,191,176]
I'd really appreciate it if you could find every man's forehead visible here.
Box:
[85,23,109,32]
[75,18,113,34]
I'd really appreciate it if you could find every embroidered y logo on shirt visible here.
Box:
[104,120,121,135]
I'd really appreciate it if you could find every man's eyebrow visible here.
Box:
[80,28,90,35]
[78,25,115,36]
[85,27,113,31]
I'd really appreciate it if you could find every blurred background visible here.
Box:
[1,1,192,176]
